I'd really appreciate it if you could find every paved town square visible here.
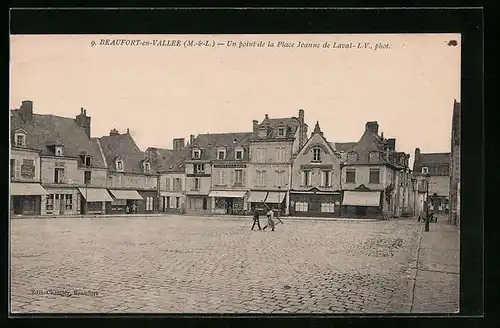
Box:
[10,216,459,314]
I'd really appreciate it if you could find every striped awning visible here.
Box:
[108,189,144,200]
[265,192,286,204]
[10,183,48,196]
[342,191,381,207]
[78,188,114,202]
[247,191,268,203]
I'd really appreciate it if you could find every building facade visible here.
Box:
[449,100,461,225]
[247,110,308,215]
[98,129,159,214]
[290,121,343,217]
[341,121,410,219]
[10,102,112,216]
[412,147,451,215]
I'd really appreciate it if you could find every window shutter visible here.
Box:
[231,170,235,186]
[14,160,20,179]
[329,171,333,187]
[301,171,305,186]
[262,149,267,163]
[166,178,171,191]
[221,171,226,185]
[242,170,247,186]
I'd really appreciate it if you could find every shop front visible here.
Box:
[289,190,341,217]
[209,190,248,215]
[160,191,184,213]
[108,189,144,214]
[247,191,268,215]
[138,190,158,213]
[78,187,113,215]
[10,182,48,216]
[342,190,383,218]
[264,191,286,215]
[428,194,449,213]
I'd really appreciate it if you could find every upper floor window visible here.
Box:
[369,169,380,184]
[193,149,201,159]
[369,151,380,163]
[54,167,65,184]
[259,127,267,138]
[278,127,285,137]
[313,148,321,161]
[116,160,124,172]
[10,159,15,178]
[321,170,332,187]
[194,164,205,173]
[55,146,63,157]
[217,149,226,160]
[347,151,358,163]
[256,170,266,186]
[14,132,26,147]
[421,166,429,175]
[346,169,356,184]
[235,148,243,160]
[301,170,312,187]
[194,177,200,190]
[276,147,286,162]
[143,162,151,173]
[80,155,91,167]
[234,169,243,186]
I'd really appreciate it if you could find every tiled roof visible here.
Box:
[145,147,174,171]
[418,153,451,165]
[98,132,152,174]
[10,110,106,168]
[255,116,303,139]
[190,132,253,161]
[159,149,191,173]
[331,142,356,152]
[345,129,404,168]
[413,152,450,176]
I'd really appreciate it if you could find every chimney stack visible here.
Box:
[19,100,34,122]
[189,134,195,146]
[173,138,185,151]
[414,148,421,164]
[110,128,119,136]
[264,114,269,120]
[365,121,379,135]
[75,107,91,138]
[387,138,396,151]
[298,109,306,148]
[252,120,259,134]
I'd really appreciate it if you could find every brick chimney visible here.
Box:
[387,138,396,151]
[110,128,119,136]
[173,138,185,151]
[189,134,195,146]
[19,100,33,122]
[365,121,379,135]
[414,148,421,164]
[264,114,269,120]
[298,109,305,148]
[252,120,259,134]
[75,107,91,138]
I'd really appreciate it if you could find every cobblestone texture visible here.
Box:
[10,216,456,314]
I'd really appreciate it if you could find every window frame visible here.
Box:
[194,177,200,190]
[277,127,285,137]
[369,151,380,163]
[369,168,380,184]
[143,162,151,173]
[217,149,226,160]
[116,160,124,172]
[234,169,243,186]
[313,148,321,161]
[235,149,243,160]
[193,149,201,159]
[346,169,356,184]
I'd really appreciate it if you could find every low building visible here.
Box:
[97,129,159,214]
[290,121,343,217]
[412,148,451,215]
[449,100,461,225]
[10,102,111,216]
[341,121,410,219]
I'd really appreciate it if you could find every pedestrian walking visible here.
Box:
[262,208,275,231]
[132,203,137,214]
[251,208,262,231]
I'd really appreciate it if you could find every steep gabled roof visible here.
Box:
[98,132,153,173]
[297,121,341,159]
[10,109,106,168]
[190,132,253,161]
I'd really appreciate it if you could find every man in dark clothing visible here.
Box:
[251,208,262,230]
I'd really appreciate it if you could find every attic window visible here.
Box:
[235,148,243,160]
[143,162,151,173]
[14,132,26,147]
[369,151,380,163]
[116,160,124,172]
[55,146,63,157]
[80,155,91,167]
[347,151,358,163]
[278,127,285,137]
[169,164,174,169]
[217,148,226,160]
[193,149,201,159]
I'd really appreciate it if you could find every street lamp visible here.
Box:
[424,173,431,232]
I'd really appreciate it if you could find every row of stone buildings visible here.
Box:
[10,100,458,220]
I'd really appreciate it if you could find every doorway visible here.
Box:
[226,198,233,214]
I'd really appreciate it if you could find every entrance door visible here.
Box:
[13,196,22,215]
[226,198,233,214]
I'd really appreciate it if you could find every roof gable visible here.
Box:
[98,132,153,173]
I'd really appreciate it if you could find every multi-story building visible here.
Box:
[290,121,343,217]
[207,132,253,215]
[412,148,451,215]
[449,100,461,225]
[247,110,308,215]
[341,121,411,218]
[97,129,159,214]
[10,101,112,216]
[147,138,189,213]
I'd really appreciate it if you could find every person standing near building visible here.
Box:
[132,202,137,214]
[263,208,275,232]
[251,208,262,231]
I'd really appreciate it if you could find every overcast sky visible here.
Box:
[10,34,460,167]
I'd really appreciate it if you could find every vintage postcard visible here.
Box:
[9,33,460,314]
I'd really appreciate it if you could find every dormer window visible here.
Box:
[193,149,201,159]
[116,159,124,172]
[259,126,267,138]
[235,148,244,160]
[369,151,380,163]
[313,148,321,161]
[278,127,285,137]
[217,148,226,160]
[143,162,151,173]
[348,151,358,163]
[55,146,63,157]
[422,167,429,175]
[14,132,26,147]
[80,155,91,167]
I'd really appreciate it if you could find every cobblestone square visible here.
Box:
[10,216,458,314]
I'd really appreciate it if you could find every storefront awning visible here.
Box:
[10,183,48,196]
[265,192,286,204]
[247,191,268,203]
[208,190,247,198]
[343,191,381,207]
[78,188,114,202]
[108,189,144,200]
